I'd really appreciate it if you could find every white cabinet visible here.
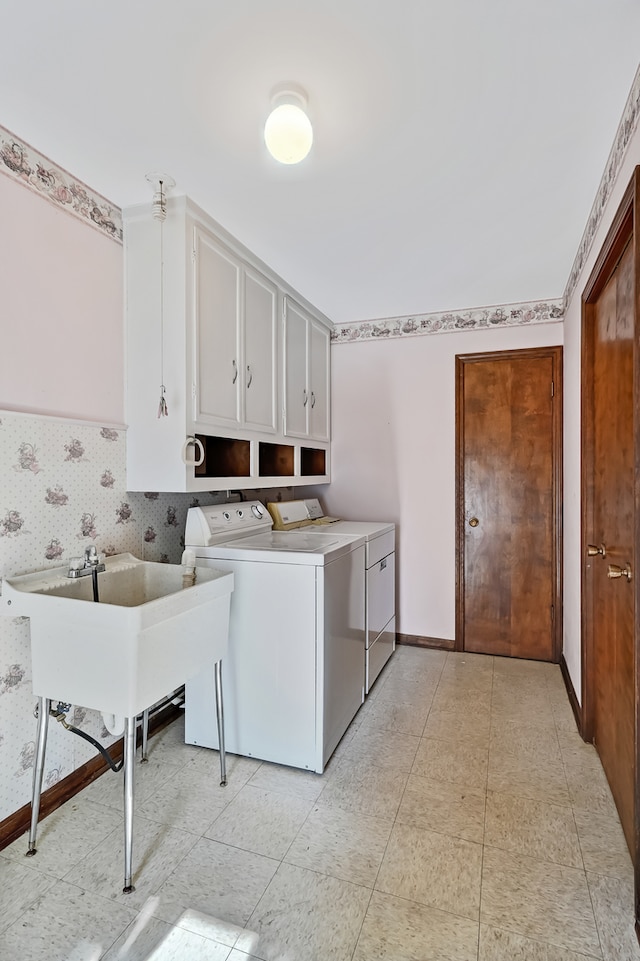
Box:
[284,297,330,442]
[194,227,277,434]
[124,195,332,493]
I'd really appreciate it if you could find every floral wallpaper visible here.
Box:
[331,298,564,345]
[0,409,288,825]
[563,61,640,308]
[0,124,122,244]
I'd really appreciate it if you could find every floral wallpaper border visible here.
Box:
[563,62,640,308]
[331,298,564,344]
[0,124,122,244]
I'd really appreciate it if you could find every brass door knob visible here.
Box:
[607,563,632,582]
[468,517,479,528]
[587,543,606,557]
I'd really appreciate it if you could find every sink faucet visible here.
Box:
[67,546,106,579]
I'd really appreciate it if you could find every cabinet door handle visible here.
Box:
[232,359,238,385]
[303,389,308,407]
[311,391,316,408]
[246,365,253,389]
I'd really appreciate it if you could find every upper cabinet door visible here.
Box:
[194,226,242,428]
[244,266,278,433]
[284,298,310,438]
[284,298,331,441]
[309,318,330,442]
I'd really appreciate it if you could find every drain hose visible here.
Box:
[51,706,124,773]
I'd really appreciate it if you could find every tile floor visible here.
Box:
[1,646,639,960]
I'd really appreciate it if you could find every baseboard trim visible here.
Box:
[559,653,583,737]
[396,633,455,651]
[0,703,182,851]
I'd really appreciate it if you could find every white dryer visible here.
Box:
[183,502,365,773]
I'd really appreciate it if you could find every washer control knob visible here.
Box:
[237,509,244,518]
[222,511,231,521]
[251,504,264,518]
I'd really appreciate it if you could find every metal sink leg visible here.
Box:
[215,660,227,786]
[26,696,50,857]
[122,715,136,893]
[140,707,149,762]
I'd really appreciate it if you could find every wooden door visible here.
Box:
[582,172,639,866]
[456,348,562,661]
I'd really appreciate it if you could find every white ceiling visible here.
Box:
[2,1,640,325]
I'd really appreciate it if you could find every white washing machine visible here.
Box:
[268,498,396,693]
[183,501,365,773]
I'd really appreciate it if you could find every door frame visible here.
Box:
[455,347,564,660]
[580,168,640,888]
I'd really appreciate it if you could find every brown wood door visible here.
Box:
[456,348,562,661]
[585,237,635,857]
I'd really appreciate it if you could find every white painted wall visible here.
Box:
[318,320,563,641]
[0,174,124,424]
[562,134,640,702]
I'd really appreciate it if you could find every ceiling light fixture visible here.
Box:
[264,84,313,165]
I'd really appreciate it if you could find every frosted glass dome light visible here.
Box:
[264,86,313,165]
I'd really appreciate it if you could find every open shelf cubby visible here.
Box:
[259,442,295,477]
[194,435,251,477]
[301,447,326,476]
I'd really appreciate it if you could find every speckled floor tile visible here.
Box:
[284,801,393,886]
[424,706,491,741]
[492,657,549,679]
[574,807,633,879]
[238,862,371,961]
[481,846,600,956]
[412,734,489,790]
[137,758,235,835]
[479,923,601,960]
[204,784,313,859]
[0,879,135,959]
[4,647,637,961]
[187,748,263,786]
[431,686,493,716]
[441,652,494,677]
[143,713,205,767]
[0,855,56,934]
[548,693,579,733]
[1,796,122,878]
[152,838,278,942]
[375,822,482,921]
[490,688,556,728]
[490,722,561,762]
[588,872,640,961]
[102,912,232,960]
[487,747,570,805]
[63,814,199,907]
[484,791,582,867]
[356,691,433,737]
[559,734,621,816]
[316,756,408,818]
[173,906,251,951]
[245,759,326,802]
[353,890,479,961]
[80,754,187,811]
[341,726,420,773]
[396,773,486,842]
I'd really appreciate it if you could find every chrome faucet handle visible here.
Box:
[84,545,99,566]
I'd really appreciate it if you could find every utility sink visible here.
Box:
[2,553,234,720]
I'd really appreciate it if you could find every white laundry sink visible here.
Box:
[1,553,233,720]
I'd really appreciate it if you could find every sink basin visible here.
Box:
[1,553,234,719]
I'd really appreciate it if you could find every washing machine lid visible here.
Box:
[204,530,365,565]
[223,531,339,552]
